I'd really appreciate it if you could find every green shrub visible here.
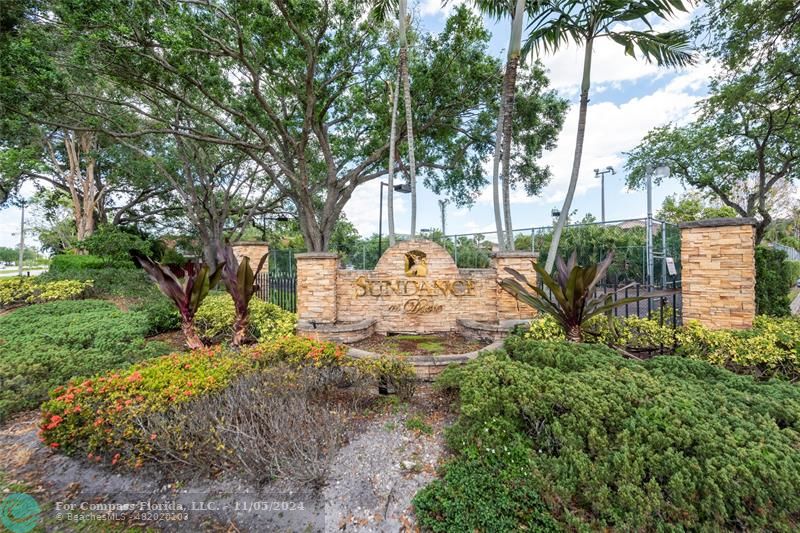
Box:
[415,342,800,531]
[49,254,108,273]
[676,316,800,380]
[40,268,155,300]
[523,314,674,351]
[0,300,170,421]
[787,260,800,288]
[79,225,152,266]
[0,278,93,308]
[195,293,296,342]
[755,246,792,316]
[131,295,181,334]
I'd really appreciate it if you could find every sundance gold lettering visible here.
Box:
[354,276,368,297]
[352,277,478,298]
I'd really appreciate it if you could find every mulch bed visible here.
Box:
[351,332,490,356]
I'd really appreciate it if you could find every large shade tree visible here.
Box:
[28,1,508,252]
[525,0,695,273]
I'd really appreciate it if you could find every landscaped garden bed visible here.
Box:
[351,332,491,357]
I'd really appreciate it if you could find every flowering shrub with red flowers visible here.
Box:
[39,335,416,471]
[39,346,251,466]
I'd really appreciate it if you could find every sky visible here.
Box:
[0,2,711,250]
[343,2,711,242]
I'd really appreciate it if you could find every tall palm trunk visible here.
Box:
[502,0,525,252]
[491,106,505,249]
[387,72,400,246]
[398,0,417,237]
[545,36,594,273]
[492,0,526,252]
[500,54,520,251]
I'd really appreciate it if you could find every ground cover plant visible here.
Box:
[39,336,416,484]
[0,277,93,308]
[413,340,800,531]
[0,300,170,422]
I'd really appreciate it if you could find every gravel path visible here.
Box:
[0,387,451,532]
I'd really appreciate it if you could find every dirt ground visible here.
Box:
[0,386,453,532]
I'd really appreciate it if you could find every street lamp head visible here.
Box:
[551,208,561,218]
[606,166,615,174]
[394,183,411,194]
[654,165,671,178]
[593,168,600,174]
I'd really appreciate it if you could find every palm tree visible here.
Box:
[478,0,528,251]
[527,0,695,273]
[386,73,400,246]
[398,0,418,237]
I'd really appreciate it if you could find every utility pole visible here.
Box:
[438,199,448,234]
[593,166,615,223]
[18,201,25,277]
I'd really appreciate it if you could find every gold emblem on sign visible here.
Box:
[404,250,428,277]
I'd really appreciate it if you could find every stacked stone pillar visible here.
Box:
[295,252,339,326]
[679,218,756,330]
[492,251,538,321]
[230,241,269,266]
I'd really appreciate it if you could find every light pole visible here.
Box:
[645,165,670,287]
[438,199,449,234]
[593,166,615,223]
[17,201,25,277]
[378,182,411,256]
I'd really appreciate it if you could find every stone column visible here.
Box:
[680,217,757,330]
[295,252,339,325]
[493,251,538,321]
[231,241,269,267]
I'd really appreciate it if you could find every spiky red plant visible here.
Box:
[130,251,224,349]
[218,244,268,346]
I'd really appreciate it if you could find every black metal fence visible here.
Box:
[255,272,297,313]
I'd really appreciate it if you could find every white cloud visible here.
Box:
[475,65,709,210]
[419,0,470,17]
[343,180,410,237]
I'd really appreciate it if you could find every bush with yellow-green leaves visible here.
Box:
[194,292,296,342]
[0,278,93,308]
[522,314,800,381]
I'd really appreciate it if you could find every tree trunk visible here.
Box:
[232,315,248,346]
[491,101,506,250]
[500,55,520,251]
[500,0,525,252]
[182,319,204,350]
[388,72,400,247]
[545,37,594,274]
[566,324,583,343]
[398,0,417,237]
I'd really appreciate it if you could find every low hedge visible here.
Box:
[414,341,800,531]
[40,268,156,300]
[0,300,170,422]
[40,336,415,470]
[194,293,297,342]
[48,254,109,272]
[0,278,93,308]
[523,315,800,381]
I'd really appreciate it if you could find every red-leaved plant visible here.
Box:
[217,244,268,346]
[130,251,224,349]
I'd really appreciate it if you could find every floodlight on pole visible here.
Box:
[594,166,615,223]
